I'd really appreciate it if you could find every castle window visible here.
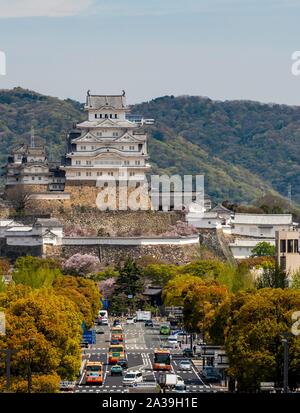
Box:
[32,176,35,180]
[110,114,113,118]
[115,114,117,118]
[97,132,102,137]
[80,146,86,150]
[124,160,130,166]
[86,172,92,177]
[95,114,97,119]
[130,172,135,177]
[287,239,293,253]
[97,171,102,176]
[86,160,92,165]
[280,240,286,253]
[76,172,81,177]
[129,145,135,150]
[91,146,95,150]
[135,160,140,165]
[113,132,119,137]
[105,114,108,118]
[38,177,41,180]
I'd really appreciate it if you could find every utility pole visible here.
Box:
[0,349,17,392]
[282,333,289,393]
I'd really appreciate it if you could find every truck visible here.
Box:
[135,310,151,322]
[158,373,184,390]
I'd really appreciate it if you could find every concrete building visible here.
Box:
[231,213,294,238]
[229,238,275,259]
[61,91,151,185]
[276,228,300,276]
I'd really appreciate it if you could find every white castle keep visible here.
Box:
[61,91,152,186]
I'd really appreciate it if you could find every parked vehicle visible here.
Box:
[135,310,151,322]
[122,371,143,386]
[126,317,135,325]
[144,320,154,327]
[178,360,192,371]
[111,365,123,376]
[110,339,120,345]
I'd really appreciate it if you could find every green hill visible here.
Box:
[1,87,300,204]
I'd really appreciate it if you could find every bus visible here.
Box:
[108,344,125,364]
[85,361,103,385]
[153,349,171,371]
[111,326,124,342]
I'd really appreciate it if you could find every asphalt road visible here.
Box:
[74,321,210,394]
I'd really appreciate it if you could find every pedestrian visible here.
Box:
[193,345,196,355]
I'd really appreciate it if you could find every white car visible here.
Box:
[122,371,143,386]
[101,318,109,326]
[179,360,192,371]
[126,317,135,325]
[167,336,179,348]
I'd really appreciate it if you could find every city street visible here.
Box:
[74,322,210,394]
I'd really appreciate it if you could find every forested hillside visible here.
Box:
[1,88,300,204]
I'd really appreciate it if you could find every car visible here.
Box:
[144,320,153,327]
[174,383,187,393]
[126,317,135,325]
[113,319,121,327]
[182,348,194,358]
[167,336,178,347]
[111,365,123,376]
[122,371,143,386]
[202,367,222,383]
[101,318,109,326]
[110,339,120,345]
[116,358,128,369]
[178,360,192,371]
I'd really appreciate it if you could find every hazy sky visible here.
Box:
[0,0,300,105]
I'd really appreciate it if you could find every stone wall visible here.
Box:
[198,229,229,261]
[46,243,199,266]
[57,209,185,236]
[0,243,43,261]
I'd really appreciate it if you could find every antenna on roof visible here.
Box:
[122,90,126,97]
[30,125,35,148]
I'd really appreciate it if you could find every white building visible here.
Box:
[0,218,63,247]
[62,91,151,185]
[229,238,275,259]
[231,213,295,238]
